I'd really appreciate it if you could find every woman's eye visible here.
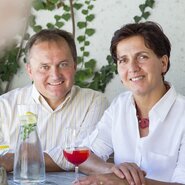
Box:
[138,55,148,62]
[118,58,128,64]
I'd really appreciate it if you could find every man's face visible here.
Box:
[26,39,77,108]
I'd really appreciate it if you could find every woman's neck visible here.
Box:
[134,83,169,118]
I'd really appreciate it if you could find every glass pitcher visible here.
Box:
[13,104,45,184]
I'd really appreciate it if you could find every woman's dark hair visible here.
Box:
[110,21,171,74]
[25,28,77,63]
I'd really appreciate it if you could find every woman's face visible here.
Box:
[116,36,168,97]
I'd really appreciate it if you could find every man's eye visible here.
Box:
[59,62,69,68]
[41,65,49,70]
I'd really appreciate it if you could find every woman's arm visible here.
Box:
[79,152,113,175]
[74,173,184,185]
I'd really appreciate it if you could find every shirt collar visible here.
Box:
[129,82,177,122]
[31,84,41,104]
[149,83,177,122]
[31,84,76,111]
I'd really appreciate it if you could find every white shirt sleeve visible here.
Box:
[171,131,185,184]
[89,105,114,161]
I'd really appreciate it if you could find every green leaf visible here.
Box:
[86,14,95,22]
[45,2,55,11]
[63,5,70,11]
[57,2,63,8]
[24,33,30,40]
[85,1,90,5]
[85,41,90,46]
[29,15,36,27]
[32,0,45,10]
[139,4,146,13]
[88,5,94,10]
[75,70,91,82]
[62,13,71,21]
[80,47,85,51]
[33,25,42,32]
[133,16,141,23]
[77,57,83,64]
[146,0,155,8]
[142,11,150,19]
[85,28,95,36]
[83,51,89,57]
[54,15,62,21]
[77,21,87,29]
[82,9,88,15]
[46,23,55,29]
[77,36,85,43]
[85,59,96,70]
[48,0,59,3]
[73,3,83,10]
[55,21,64,28]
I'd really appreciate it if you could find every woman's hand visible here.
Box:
[74,173,128,185]
[111,162,146,185]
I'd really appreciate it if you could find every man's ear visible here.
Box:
[74,62,77,71]
[26,63,33,80]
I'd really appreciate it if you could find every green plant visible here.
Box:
[0,0,155,94]
[134,0,155,23]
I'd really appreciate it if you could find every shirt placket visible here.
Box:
[135,139,143,167]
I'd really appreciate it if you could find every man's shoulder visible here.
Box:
[73,85,106,97]
[0,84,33,100]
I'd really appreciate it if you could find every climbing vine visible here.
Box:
[0,0,155,94]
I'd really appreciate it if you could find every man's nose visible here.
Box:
[51,67,61,78]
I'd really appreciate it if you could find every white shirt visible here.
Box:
[0,84,108,169]
[90,85,185,183]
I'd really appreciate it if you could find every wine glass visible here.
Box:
[63,127,91,183]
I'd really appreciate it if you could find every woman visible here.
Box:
[76,21,185,185]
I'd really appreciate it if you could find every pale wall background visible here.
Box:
[9,0,185,102]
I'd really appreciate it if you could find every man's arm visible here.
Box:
[0,153,14,172]
[44,153,63,172]
[79,152,113,175]
[0,152,63,172]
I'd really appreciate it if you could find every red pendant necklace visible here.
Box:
[136,106,149,129]
[137,116,149,129]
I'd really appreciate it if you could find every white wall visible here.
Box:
[9,0,185,102]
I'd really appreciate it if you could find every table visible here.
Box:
[7,172,84,185]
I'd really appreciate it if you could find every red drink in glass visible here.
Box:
[63,147,90,166]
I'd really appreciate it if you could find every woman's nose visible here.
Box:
[128,60,140,73]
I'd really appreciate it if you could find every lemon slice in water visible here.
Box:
[0,145,9,156]
[25,112,37,124]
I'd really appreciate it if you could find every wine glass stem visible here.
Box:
[75,166,79,182]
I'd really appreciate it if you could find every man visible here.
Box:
[0,29,108,172]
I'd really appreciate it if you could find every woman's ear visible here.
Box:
[161,55,169,74]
